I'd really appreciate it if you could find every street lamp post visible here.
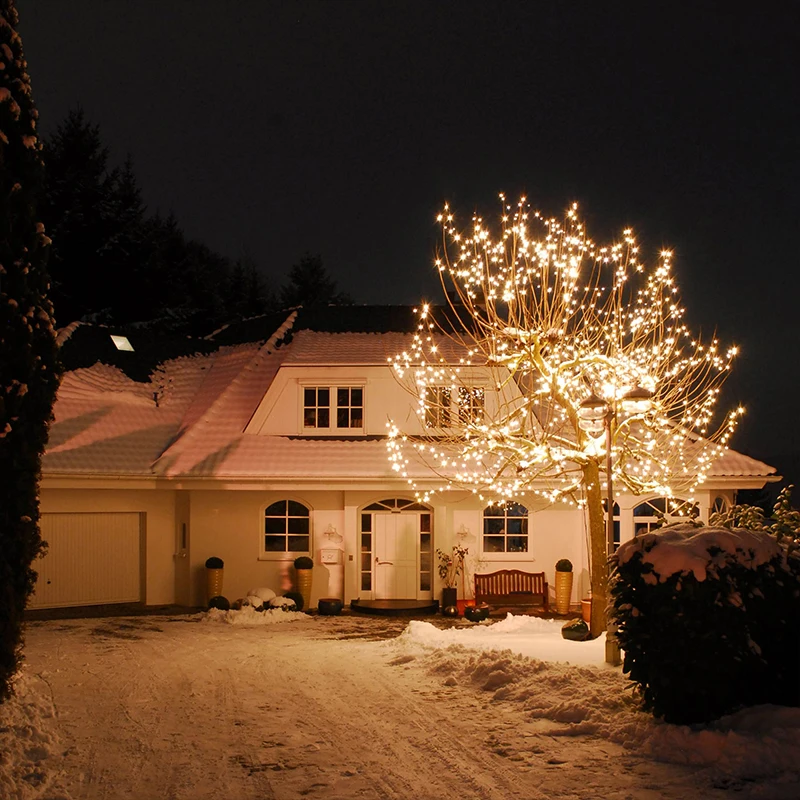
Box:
[579,385,653,666]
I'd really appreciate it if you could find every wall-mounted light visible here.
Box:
[323,523,343,543]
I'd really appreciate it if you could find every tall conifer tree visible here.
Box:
[0,0,60,701]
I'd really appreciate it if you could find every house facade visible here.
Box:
[35,307,778,610]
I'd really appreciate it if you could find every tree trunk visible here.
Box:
[582,460,608,638]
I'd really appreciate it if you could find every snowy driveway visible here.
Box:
[5,611,800,800]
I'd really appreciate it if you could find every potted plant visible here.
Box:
[554,558,573,615]
[205,556,224,602]
[294,556,314,611]
[437,545,468,614]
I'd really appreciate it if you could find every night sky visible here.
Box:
[18,2,800,472]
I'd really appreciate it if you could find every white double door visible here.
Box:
[374,514,421,600]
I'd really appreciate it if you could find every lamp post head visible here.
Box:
[621,385,653,414]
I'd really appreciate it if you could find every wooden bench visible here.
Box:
[474,569,549,613]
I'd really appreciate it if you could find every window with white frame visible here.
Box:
[303,388,330,428]
[633,496,698,535]
[336,387,363,428]
[602,499,621,551]
[483,502,529,553]
[264,500,311,554]
[302,385,364,431]
[458,386,484,425]
[425,386,452,428]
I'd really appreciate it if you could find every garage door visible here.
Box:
[30,513,143,608]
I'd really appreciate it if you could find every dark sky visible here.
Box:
[18,2,800,468]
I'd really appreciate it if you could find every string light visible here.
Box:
[386,196,742,514]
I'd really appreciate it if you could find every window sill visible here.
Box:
[258,553,311,562]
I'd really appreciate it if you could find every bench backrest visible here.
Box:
[474,569,547,597]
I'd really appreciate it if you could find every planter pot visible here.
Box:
[441,587,458,614]
[295,569,313,611]
[555,570,573,614]
[206,568,224,601]
[318,597,343,616]
[581,597,592,624]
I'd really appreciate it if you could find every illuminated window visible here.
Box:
[264,500,310,553]
[458,387,484,425]
[483,502,528,553]
[633,496,699,535]
[425,386,452,428]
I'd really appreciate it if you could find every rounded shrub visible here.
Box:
[611,523,800,724]
[282,590,304,611]
[205,556,224,569]
[555,558,573,572]
[208,595,230,611]
[293,556,313,570]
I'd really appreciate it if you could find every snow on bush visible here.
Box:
[611,523,800,724]
[200,606,310,626]
[0,671,68,800]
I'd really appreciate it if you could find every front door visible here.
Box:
[374,514,418,599]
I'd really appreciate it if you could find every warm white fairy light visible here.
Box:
[386,196,743,630]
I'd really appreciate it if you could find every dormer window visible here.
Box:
[302,384,364,433]
[336,387,363,428]
[458,386,484,425]
[304,388,330,428]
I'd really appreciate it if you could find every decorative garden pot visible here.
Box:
[317,597,343,616]
[441,586,458,614]
[296,569,313,611]
[464,604,490,623]
[206,568,224,601]
[555,570,573,614]
[581,597,592,624]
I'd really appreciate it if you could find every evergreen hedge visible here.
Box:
[610,523,800,724]
[0,1,61,702]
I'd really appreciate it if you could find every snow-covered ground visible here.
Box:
[3,609,800,799]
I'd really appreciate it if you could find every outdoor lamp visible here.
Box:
[620,385,653,415]
[578,392,608,434]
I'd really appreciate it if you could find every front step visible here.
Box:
[350,598,439,617]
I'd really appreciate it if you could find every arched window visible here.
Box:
[264,500,310,554]
[633,497,698,535]
[483,503,528,553]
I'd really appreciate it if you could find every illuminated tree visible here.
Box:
[387,196,742,636]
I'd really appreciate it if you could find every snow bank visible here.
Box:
[0,671,69,800]
[616,523,786,582]
[397,623,800,788]
[399,613,607,665]
[199,606,311,626]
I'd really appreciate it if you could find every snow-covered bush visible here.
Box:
[610,523,800,724]
[208,595,230,611]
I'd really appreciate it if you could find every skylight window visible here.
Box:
[110,335,134,351]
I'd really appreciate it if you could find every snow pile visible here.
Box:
[394,619,800,790]
[399,613,607,665]
[0,671,68,800]
[616,522,787,582]
[200,606,311,626]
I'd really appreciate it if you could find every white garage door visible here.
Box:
[30,513,143,608]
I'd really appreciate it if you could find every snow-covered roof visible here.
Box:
[42,307,778,486]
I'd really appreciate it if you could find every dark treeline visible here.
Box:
[41,108,350,335]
